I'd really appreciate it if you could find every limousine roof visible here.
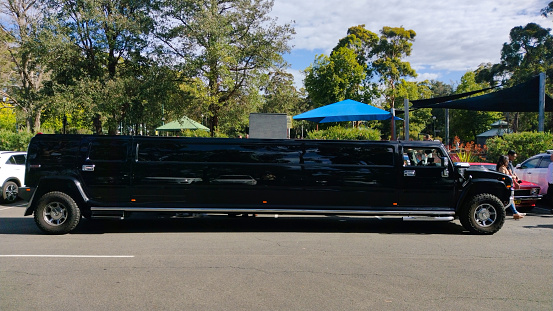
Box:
[32,134,445,148]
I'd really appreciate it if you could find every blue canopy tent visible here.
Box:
[293,99,402,123]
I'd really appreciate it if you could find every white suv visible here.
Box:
[0,151,27,203]
[515,151,553,195]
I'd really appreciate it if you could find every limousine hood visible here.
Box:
[464,168,513,186]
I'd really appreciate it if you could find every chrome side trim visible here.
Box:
[90,206,455,216]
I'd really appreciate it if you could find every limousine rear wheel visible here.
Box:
[34,191,81,235]
[459,193,505,235]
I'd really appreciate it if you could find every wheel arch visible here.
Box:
[456,179,512,213]
[24,177,88,216]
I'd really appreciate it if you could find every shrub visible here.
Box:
[0,130,35,151]
[176,129,229,138]
[449,138,487,163]
[306,126,381,140]
[486,132,553,164]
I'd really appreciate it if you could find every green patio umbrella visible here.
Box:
[156,116,209,132]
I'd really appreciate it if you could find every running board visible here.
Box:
[402,216,454,222]
[90,210,125,220]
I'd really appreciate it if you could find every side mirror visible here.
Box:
[516,164,521,168]
[441,157,449,167]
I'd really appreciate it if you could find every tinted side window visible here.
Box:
[137,141,299,164]
[29,140,79,164]
[521,157,540,169]
[302,145,394,166]
[12,155,26,165]
[5,156,16,164]
[89,140,128,161]
[538,155,552,168]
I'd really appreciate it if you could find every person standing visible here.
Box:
[497,155,525,219]
[507,150,520,183]
[547,153,553,209]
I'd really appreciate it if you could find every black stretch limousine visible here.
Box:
[20,135,514,234]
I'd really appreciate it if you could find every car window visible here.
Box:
[88,141,128,161]
[520,157,541,169]
[403,147,445,167]
[13,154,26,165]
[5,156,16,165]
[538,155,552,168]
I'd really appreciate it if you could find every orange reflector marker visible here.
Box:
[263,201,267,204]
[26,188,30,192]
[131,199,136,202]
[393,202,398,206]
[506,185,511,188]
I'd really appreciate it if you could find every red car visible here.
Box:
[468,163,542,210]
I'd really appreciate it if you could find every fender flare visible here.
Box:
[456,178,512,211]
[24,177,89,216]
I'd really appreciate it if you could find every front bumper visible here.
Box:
[514,194,542,205]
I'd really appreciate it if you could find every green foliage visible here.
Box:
[371,26,417,110]
[486,132,553,164]
[450,71,503,142]
[304,47,366,107]
[157,0,294,135]
[0,130,34,151]
[0,107,17,130]
[456,151,479,163]
[178,130,228,138]
[306,126,381,141]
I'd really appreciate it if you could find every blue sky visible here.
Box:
[270,0,553,89]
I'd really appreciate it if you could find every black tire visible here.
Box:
[2,181,19,203]
[459,193,506,235]
[34,191,81,234]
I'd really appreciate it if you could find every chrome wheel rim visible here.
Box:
[4,184,18,202]
[42,202,68,226]
[474,203,497,227]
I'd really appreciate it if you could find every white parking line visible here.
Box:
[0,255,134,258]
[0,206,17,211]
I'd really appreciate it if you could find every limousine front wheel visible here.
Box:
[34,192,81,235]
[459,193,505,235]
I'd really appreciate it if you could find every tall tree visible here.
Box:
[0,0,48,132]
[154,0,294,135]
[44,0,156,134]
[371,26,417,111]
[304,46,366,107]
[259,70,305,116]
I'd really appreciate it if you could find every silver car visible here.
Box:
[515,151,552,195]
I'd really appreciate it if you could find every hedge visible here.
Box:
[306,126,382,141]
[486,132,553,164]
[0,130,35,151]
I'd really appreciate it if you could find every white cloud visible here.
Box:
[272,0,551,77]
[411,72,440,82]
[285,68,305,89]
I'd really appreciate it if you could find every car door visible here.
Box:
[4,154,26,185]
[515,156,548,193]
[79,137,132,205]
[399,145,455,208]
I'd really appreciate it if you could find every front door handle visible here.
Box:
[404,170,415,177]
[82,164,95,172]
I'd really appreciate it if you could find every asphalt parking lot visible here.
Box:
[1,202,552,311]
